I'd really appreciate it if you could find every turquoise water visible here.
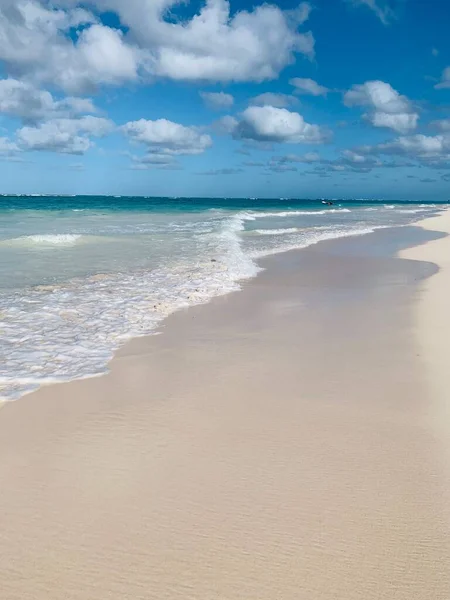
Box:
[0,196,445,400]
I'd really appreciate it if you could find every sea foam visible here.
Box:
[0,202,441,401]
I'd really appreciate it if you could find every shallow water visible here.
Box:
[0,196,444,400]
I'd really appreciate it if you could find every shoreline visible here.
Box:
[1,212,450,599]
[0,218,444,407]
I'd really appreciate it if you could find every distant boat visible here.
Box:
[321,200,334,206]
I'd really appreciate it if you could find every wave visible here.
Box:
[0,205,409,402]
[25,234,82,245]
[395,209,431,214]
[250,226,382,258]
[1,234,107,248]
[254,228,299,235]
[249,208,351,218]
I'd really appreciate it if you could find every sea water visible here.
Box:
[0,196,444,400]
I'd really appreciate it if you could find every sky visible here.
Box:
[0,0,449,199]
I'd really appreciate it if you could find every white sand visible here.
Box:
[401,209,450,459]
[1,214,450,599]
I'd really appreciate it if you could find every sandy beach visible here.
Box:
[1,212,450,599]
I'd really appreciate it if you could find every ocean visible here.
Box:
[0,196,445,401]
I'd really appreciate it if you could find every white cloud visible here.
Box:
[200,91,234,110]
[62,24,139,93]
[139,153,176,165]
[249,93,298,108]
[341,149,368,163]
[435,67,450,90]
[0,0,315,91]
[212,115,239,134]
[271,148,384,173]
[338,149,383,170]
[0,78,96,121]
[276,152,321,163]
[232,106,328,144]
[0,136,19,154]
[378,134,450,157]
[17,116,114,154]
[126,151,179,170]
[344,80,418,133]
[432,47,439,57]
[356,133,450,169]
[290,78,329,96]
[347,0,396,25]
[0,2,139,93]
[370,111,418,133]
[431,119,450,132]
[122,118,212,156]
[124,0,315,82]
[131,162,182,171]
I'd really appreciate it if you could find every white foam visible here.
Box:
[254,228,299,235]
[249,208,351,218]
[5,234,82,246]
[250,227,380,258]
[0,212,261,401]
[395,209,430,214]
[0,204,420,402]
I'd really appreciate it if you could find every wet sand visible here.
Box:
[1,215,450,599]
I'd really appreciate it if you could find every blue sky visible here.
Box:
[0,0,449,199]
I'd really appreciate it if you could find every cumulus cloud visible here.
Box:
[377,134,450,157]
[0,0,315,91]
[0,3,140,93]
[63,24,139,92]
[435,67,450,90]
[270,148,384,173]
[431,119,450,132]
[138,153,176,165]
[212,115,239,134]
[275,152,321,163]
[122,118,213,156]
[344,80,418,133]
[347,0,397,24]
[337,149,384,170]
[17,116,114,154]
[249,93,298,108]
[200,91,234,110]
[355,132,450,169]
[290,78,329,96]
[127,151,181,170]
[0,78,96,122]
[232,106,329,144]
[124,0,315,82]
[0,136,19,155]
